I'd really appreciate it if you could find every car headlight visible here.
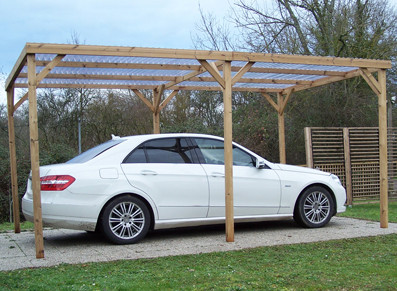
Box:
[331,174,342,185]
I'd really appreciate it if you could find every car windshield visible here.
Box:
[66,139,126,164]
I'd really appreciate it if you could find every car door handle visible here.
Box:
[140,170,158,175]
[211,172,225,178]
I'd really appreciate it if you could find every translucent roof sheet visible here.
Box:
[9,43,389,94]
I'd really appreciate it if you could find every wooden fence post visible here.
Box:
[343,128,353,205]
[7,87,20,233]
[28,54,45,258]
[304,127,313,168]
[223,61,234,242]
[378,70,388,228]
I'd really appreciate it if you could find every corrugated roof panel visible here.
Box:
[232,60,356,72]
[197,71,326,81]
[32,66,192,77]
[35,54,203,66]
[16,78,166,86]
[234,83,291,89]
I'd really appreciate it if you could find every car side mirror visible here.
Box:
[255,158,266,169]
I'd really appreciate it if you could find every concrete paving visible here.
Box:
[1,217,397,271]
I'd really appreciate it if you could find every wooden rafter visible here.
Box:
[285,68,372,93]
[36,55,65,84]
[279,89,294,115]
[20,43,391,68]
[12,54,66,112]
[159,90,179,111]
[17,72,314,86]
[261,93,279,112]
[359,68,381,96]
[231,62,255,86]
[132,89,154,112]
[198,60,225,89]
[34,59,358,76]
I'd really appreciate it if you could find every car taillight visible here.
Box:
[40,175,75,191]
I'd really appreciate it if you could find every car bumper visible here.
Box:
[22,194,99,231]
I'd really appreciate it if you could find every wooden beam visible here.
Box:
[198,60,225,89]
[153,85,164,114]
[27,54,45,259]
[378,69,388,228]
[5,46,27,91]
[14,82,286,93]
[231,62,255,86]
[23,43,391,69]
[152,86,164,134]
[359,68,381,96]
[13,92,29,113]
[35,59,357,77]
[18,72,314,86]
[261,93,279,112]
[7,87,20,233]
[132,89,155,112]
[36,54,65,84]
[287,68,376,93]
[279,89,293,115]
[223,61,234,243]
[277,93,286,164]
[163,62,224,90]
[159,90,179,111]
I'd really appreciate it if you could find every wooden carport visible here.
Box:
[5,43,391,258]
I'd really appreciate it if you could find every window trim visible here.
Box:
[122,137,200,164]
[190,137,257,167]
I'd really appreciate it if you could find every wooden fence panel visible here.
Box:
[305,127,397,202]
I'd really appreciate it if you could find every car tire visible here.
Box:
[101,195,150,244]
[294,186,334,228]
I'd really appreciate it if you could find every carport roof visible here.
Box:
[5,43,392,94]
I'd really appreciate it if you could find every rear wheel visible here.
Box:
[101,195,150,244]
[294,186,334,228]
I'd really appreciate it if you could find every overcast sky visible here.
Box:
[0,0,231,101]
[1,0,396,102]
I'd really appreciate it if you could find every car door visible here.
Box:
[191,137,281,217]
[121,137,209,220]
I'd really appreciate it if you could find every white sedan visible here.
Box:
[22,133,346,244]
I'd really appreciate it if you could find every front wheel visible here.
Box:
[101,195,150,244]
[294,186,334,228]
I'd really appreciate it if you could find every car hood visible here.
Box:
[275,163,329,176]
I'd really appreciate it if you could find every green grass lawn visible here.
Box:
[338,201,397,223]
[0,234,396,290]
[0,221,34,233]
[1,202,396,290]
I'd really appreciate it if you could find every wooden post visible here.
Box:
[343,128,353,205]
[304,127,314,168]
[153,111,160,134]
[152,86,164,134]
[277,93,286,164]
[223,61,234,242]
[7,87,20,233]
[27,54,45,258]
[378,69,388,228]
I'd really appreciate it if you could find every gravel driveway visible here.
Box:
[1,217,397,271]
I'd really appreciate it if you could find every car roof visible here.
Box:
[119,133,224,142]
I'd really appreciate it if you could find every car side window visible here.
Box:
[124,138,196,164]
[194,138,255,167]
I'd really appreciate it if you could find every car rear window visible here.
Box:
[66,139,126,163]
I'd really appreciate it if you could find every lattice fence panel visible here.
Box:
[311,128,345,164]
[305,127,397,201]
